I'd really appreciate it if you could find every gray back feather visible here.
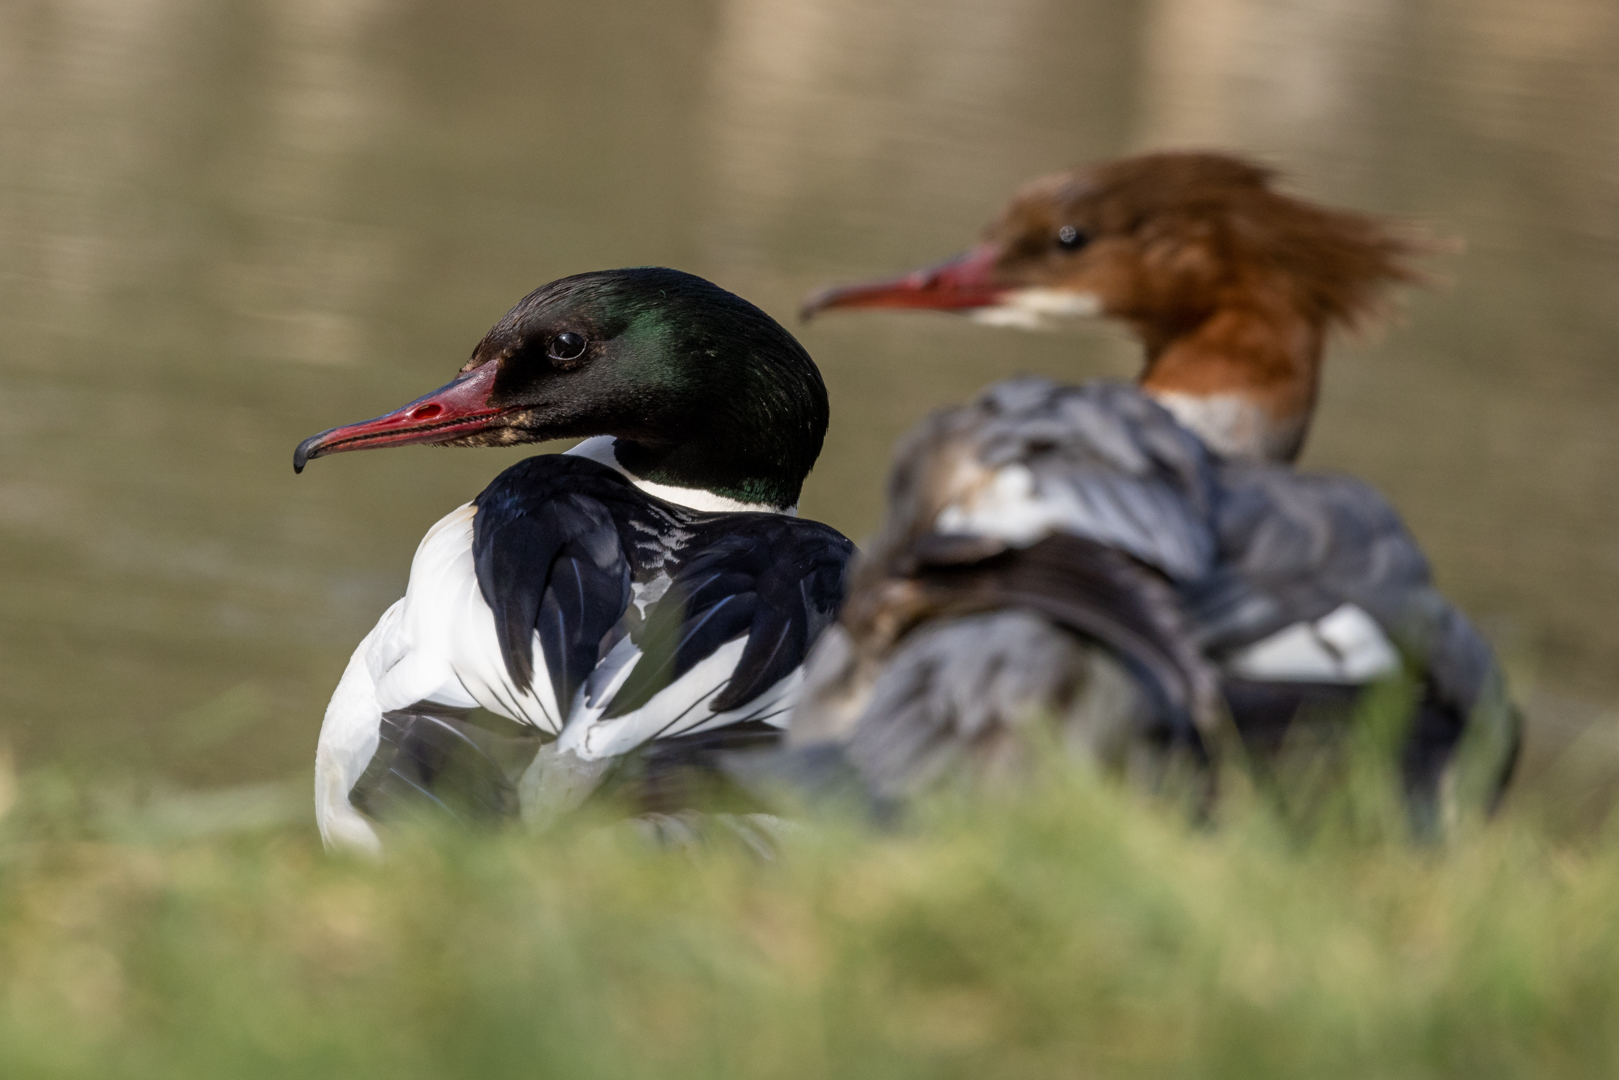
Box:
[928,379,1219,580]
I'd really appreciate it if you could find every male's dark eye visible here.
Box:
[548,332,587,361]
[1056,225,1089,251]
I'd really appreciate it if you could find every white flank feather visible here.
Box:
[1226,603,1401,683]
[558,636,799,760]
[314,616,391,854]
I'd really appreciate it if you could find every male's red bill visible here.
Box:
[294,362,502,473]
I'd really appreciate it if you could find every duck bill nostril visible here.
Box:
[799,243,1007,319]
[292,362,504,473]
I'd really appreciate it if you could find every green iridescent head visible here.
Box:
[295,267,830,510]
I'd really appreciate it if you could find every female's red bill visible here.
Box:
[799,243,1006,320]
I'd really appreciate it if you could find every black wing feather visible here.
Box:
[715,535,849,711]
[603,578,757,717]
[606,518,853,718]
[536,534,633,714]
[473,460,642,704]
[474,503,564,694]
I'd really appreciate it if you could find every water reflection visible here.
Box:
[1138,0,1396,175]
[223,0,403,366]
[0,0,1614,792]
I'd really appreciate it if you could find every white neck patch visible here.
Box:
[564,436,796,516]
[968,288,1103,330]
[1145,390,1302,463]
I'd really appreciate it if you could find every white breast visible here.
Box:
[1152,390,1288,463]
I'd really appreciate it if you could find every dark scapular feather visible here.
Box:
[607,520,850,717]
[472,455,851,721]
[349,705,539,823]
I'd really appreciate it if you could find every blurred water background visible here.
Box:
[0,0,1615,795]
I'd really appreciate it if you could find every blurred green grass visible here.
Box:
[2,747,1616,1080]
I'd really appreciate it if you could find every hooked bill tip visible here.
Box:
[292,433,324,474]
[796,286,835,320]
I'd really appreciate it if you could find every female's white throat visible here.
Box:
[564,436,797,516]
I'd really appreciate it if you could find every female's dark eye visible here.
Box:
[548,332,587,361]
[1056,224,1089,251]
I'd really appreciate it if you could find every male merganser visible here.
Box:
[296,268,854,853]
[788,378,1521,831]
[802,152,1427,463]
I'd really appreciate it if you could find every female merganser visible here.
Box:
[802,152,1428,463]
[790,152,1508,821]
[788,378,1520,831]
[296,268,854,853]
